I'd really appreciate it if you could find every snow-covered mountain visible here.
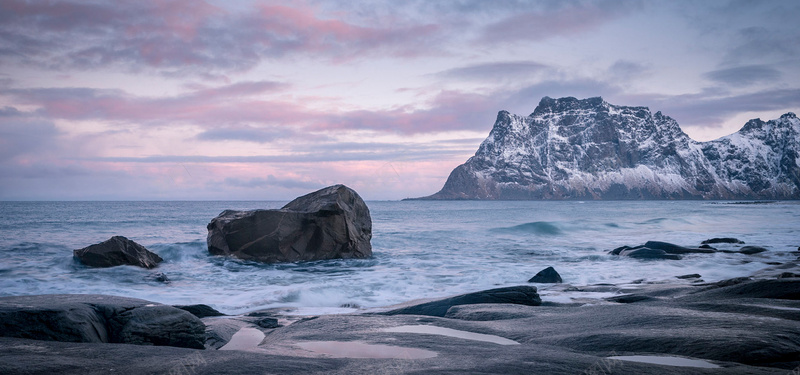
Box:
[419,96,800,200]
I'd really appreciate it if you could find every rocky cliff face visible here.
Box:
[420,96,800,200]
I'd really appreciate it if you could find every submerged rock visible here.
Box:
[73,236,163,269]
[0,294,205,349]
[702,237,745,245]
[528,266,563,283]
[383,285,541,317]
[207,185,372,263]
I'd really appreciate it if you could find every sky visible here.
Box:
[1,0,799,201]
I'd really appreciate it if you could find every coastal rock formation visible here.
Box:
[528,266,563,283]
[207,185,372,263]
[383,285,541,317]
[418,96,800,200]
[73,236,162,269]
[0,294,205,349]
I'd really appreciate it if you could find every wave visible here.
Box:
[493,221,563,236]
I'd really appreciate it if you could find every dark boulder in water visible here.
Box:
[207,185,372,264]
[383,286,541,317]
[0,294,205,349]
[620,247,682,260]
[73,236,162,269]
[702,237,745,245]
[643,241,716,254]
[676,273,702,279]
[611,241,717,260]
[739,246,768,255]
[528,266,563,283]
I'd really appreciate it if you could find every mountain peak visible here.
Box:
[417,97,799,200]
[531,96,605,117]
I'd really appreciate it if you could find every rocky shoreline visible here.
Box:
[2,261,799,374]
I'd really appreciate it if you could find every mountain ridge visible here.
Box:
[415,96,800,200]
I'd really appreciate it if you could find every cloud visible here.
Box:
[704,65,782,87]
[480,0,642,43]
[224,175,321,190]
[196,126,294,143]
[0,0,439,77]
[631,88,800,129]
[434,61,549,82]
[0,115,60,161]
[608,60,649,81]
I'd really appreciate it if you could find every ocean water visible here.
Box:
[0,200,798,315]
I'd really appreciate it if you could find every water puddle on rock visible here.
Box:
[219,328,266,351]
[608,355,720,368]
[382,325,519,345]
[295,341,437,359]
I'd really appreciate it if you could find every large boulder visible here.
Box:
[0,294,205,349]
[73,236,162,269]
[383,286,542,317]
[207,185,372,263]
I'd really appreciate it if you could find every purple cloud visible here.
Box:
[704,65,782,87]
[0,0,440,77]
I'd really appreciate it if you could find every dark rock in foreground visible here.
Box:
[383,285,541,317]
[73,236,162,269]
[174,304,225,318]
[207,185,372,263]
[528,266,563,283]
[0,294,204,349]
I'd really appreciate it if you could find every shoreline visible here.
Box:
[2,261,799,374]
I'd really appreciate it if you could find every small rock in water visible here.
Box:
[528,266,562,283]
[256,317,280,329]
[698,244,716,250]
[739,246,768,255]
[73,236,163,269]
[701,237,745,245]
[778,272,800,279]
[676,274,702,279]
[151,272,170,283]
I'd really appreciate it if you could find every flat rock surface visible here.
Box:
[1,271,799,374]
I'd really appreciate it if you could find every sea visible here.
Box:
[1,200,798,315]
